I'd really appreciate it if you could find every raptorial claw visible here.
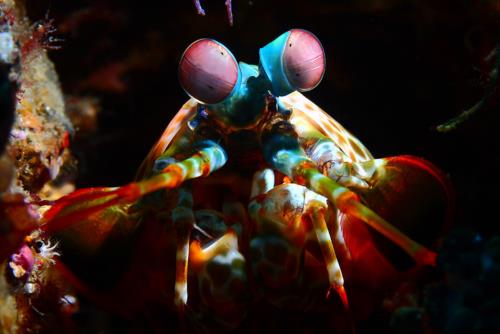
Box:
[357,155,453,266]
[340,198,437,266]
[268,146,438,267]
[41,141,227,234]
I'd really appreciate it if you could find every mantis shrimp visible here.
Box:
[2,29,451,330]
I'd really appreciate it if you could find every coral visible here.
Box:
[0,1,76,332]
[436,44,499,132]
[1,0,73,195]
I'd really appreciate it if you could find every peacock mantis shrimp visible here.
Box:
[3,29,452,329]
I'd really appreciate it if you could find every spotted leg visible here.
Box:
[262,128,436,266]
[249,168,348,307]
[41,140,227,233]
[309,204,348,308]
[172,186,195,312]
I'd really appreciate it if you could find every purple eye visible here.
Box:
[283,29,326,92]
[179,39,239,104]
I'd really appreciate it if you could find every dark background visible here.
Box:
[27,0,499,231]
[23,0,500,332]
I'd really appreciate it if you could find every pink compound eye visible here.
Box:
[283,29,326,92]
[179,39,239,104]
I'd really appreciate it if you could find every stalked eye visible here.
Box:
[283,29,325,92]
[179,39,240,105]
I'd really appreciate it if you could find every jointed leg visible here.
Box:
[42,140,227,233]
[248,167,348,306]
[172,186,195,311]
[189,229,239,268]
[250,168,275,199]
[308,205,347,308]
[263,132,436,266]
[312,207,342,288]
[307,139,381,189]
[331,211,351,262]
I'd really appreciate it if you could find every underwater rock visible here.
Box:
[1,0,73,195]
[0,1,77,332]
[388,228,500,334]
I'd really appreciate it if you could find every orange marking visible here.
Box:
[283,92,374,163]
[196,153,211,176]
[336,285,349,311]
[163,164,185,182]
[175,257,188,283]
[136,100,197,179]
[61,131,70,149]
[189,241,204,271]
[349,138,365,158]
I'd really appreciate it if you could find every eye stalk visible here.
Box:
[179,39,240,105]
[259,29,326,96]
